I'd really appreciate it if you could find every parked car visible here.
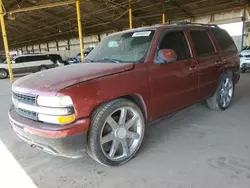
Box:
[0,54,56,79]
[239,47,250,73]
[67,48,94,64]
[9,23,240,166]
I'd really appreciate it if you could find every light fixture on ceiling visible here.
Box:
[7,13,15,21]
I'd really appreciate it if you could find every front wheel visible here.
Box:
[242,68,247,73]
[0,69,8,79]
[88,99,145,166]
[206,73,234,110]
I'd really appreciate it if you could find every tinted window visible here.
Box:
[49,54,62,63]
[211,28,237,52]
[15,57,27,63]
[25,55,49,62]
[159,31,190,60]
[190,30,215,56]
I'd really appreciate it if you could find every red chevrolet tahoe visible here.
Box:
[9,23,240,166]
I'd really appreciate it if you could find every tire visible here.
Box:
[0,69,8,79]
[39,66,47,71]
[242,68,247,73]
[88,98,145,166]
[206,73,234,111]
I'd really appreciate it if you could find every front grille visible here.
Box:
[13,92,37,121]
[15,108,37,121]
[13,92,36,105]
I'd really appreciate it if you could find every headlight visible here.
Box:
[37,96,73,107]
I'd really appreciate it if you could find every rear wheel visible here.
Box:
[88,99,145,166]
[39,66,47,71]
[206,73,234,110]
[0,69,8,79]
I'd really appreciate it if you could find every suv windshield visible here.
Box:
[85,30,155,63]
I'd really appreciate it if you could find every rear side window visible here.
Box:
[190,30,215,56]
[15,57,27,63]
[211,28,237,52]
[159,31,190,60]
[26,55,49,62]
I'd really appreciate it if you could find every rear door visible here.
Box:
[188,29,220,99]
[210,28,239,69]
[149,29,199,119]
[12,57,30,74]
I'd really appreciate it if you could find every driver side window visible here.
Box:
[159,31,190,60]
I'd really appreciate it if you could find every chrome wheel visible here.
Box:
[220,77,233,108]
[100,107,143,161]
[0,70,7,79]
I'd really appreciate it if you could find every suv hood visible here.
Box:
[13,63,134,95]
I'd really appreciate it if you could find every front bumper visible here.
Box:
[8,105,90,158]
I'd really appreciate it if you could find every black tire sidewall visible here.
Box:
[215,73,234,110]
[0,69,8,79]
[88,99,145,166]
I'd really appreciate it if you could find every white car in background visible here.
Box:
[240,46,250,73]
[0,54,56,79]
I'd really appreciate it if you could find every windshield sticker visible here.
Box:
[132,31,151,37]
[108,41,119,48]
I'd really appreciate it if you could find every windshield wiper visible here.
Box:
[96,58,122,63]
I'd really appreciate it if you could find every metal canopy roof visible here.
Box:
[1,0,245,49]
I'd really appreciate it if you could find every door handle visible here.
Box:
[215,60,220,65]
[189,66,197,71]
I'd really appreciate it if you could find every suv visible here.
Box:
[9,23,240,166]
[239,46,250,73]
[0,54,56,79]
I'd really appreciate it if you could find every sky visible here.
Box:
[219,22,243,36]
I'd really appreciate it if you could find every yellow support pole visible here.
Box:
[162,1,165,24]
[162,13,166,24]
[0,0,14,83]
[76,0,84,62]
[129,0,132,29]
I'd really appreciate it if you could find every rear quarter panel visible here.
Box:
[57,63,152,121]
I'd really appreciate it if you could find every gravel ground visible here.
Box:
[0,74,250,188]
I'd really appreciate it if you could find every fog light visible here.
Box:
[38,114,75,125]
[58,115,76,124]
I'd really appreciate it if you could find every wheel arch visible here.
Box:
[120,94,148,121]
[89,94,148,122]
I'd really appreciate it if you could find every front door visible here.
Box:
[149,30,199,119]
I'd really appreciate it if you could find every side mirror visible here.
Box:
[156,49,177,64]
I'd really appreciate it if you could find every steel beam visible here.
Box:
[0,0,14,82]
[76,0,84,62]
[8,0,76,14]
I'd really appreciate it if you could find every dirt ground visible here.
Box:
[0,74,250,188]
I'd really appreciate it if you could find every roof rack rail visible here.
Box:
[167,21,219,28]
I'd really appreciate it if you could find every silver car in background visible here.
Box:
[0,54,56,79]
